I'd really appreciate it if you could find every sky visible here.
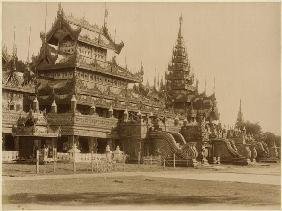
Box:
[2,2,281,135]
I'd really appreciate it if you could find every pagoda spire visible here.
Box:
[235,99,244,128]
[146,79,150,88]
[157,72,160,90]
[178,13,183,38]
[12,26,17,58]
[196,79,199,93]
[27,26,31,63]
[57,2,63,17]
[213,77,216,94]
[104,2,109,27]
[154,68,156,89]
[204,79,207,95]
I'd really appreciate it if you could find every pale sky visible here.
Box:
[2,2,281,135]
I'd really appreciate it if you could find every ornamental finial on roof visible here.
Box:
[140,61,144,72]
[27,26,31,63]
[213,77,216,94]
[104,2,109,27]
[12,26,17,58]
[204,79,207,95]
[178,13,183,38]
[57,2,63,17]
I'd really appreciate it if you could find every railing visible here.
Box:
[47,113,118,131]
[143,156,162,165]
[74,114,118,130]
[56,152,118,163]
[2,151,19,162]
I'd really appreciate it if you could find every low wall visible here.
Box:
[2,151,19,162]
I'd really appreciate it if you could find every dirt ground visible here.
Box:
[2,161,281,177]
[2,162,281,210]
[3,176,280,210]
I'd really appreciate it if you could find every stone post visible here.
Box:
[250,145,257,163]
[33,97,39,112]
[201,145,209,165]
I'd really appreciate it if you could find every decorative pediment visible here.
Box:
[34,38,58,67]
[102,26,124,54]
[46,9,81,45]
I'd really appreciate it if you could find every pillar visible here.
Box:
[107,138,113,150]
[71,95,77,113]
[124,108,129,122]
[88,137,97,153]
[68,135,74,151]
[137,110,142,121]
[108,105,113,118]
[14,136,19,151]
[52,137,57,150]
[2,134,5,151]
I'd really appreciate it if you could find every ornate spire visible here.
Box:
[154,68,156,89]
[213,77,216,94]
[12,26,17,58]
[146,79,150,88]
[157,72,160,90]
[27,26,31,63]
[196,79,199,93]
[178,13,183,38]
[57,2,63,17]
[235,99,244,128]
[204,79,207,95]
[104,2,109,27]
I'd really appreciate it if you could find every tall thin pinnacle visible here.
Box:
[27,26,31,63]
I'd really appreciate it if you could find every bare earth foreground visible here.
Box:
[2,163,281,210]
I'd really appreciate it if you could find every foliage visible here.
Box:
[261,132,281,147]
[241,121,262,136]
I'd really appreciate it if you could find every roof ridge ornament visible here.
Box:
[27,26,31,63]
[12,26,17,59]
[178,13,183,38]
[57,2,63,17]
[104,2,109,27]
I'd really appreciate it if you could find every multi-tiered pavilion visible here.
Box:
[3,4,276,165]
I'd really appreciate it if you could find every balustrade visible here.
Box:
[47,112,118,131]
[2,151,19,162]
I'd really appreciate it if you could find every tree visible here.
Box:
[261,132,281,147]
[242,121,262,136]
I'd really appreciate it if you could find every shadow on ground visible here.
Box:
[2,192,274,207]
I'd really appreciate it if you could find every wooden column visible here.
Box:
[2,134,5,151]
[14,136,19,151]
[107,138,113,151]
[89,137,98,153]
[72,135,76,173]
[36,150,40,174]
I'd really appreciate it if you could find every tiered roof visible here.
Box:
[35,5,142,83]
[2,47,35,94]
[166,15,197,107]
